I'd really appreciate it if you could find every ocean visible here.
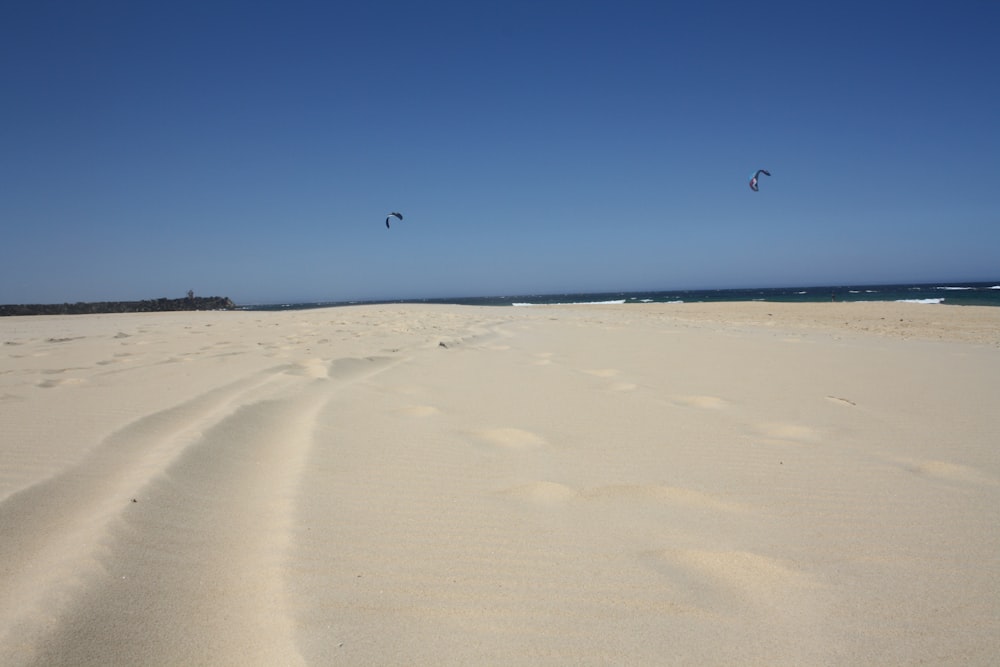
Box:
[245,281,1000,311]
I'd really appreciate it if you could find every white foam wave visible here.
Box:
[936,286,973,290]
[895,298,944,304]
[512,299,627,307]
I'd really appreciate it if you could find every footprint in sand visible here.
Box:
[609,382,637,391]
[37,377,85,389]
[645,548,821,602]
[583,368,619,378]
[45,336,84,344]
[476,427,547,449]
[98,353,134,366]
[532,352,554,366]
[671,395,728,410]
[292,358,329,379]
[825,395,856,406]
[896,458,997,486]
[640,549,822,620]
[581,368,639,391]
[160,354,195,365]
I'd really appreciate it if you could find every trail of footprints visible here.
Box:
[378,341,996,631]
[377,347,809,621]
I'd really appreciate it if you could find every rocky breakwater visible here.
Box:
[0,296,237,316]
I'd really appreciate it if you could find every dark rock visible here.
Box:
[0,296,237,317]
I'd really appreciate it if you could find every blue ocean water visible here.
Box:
[245,281,1000,310]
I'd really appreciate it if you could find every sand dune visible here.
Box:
[2,303,998,664]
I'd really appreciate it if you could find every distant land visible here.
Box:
[0,296,236,317]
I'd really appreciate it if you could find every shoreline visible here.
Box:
[237,280,1000,310]
[5,300,999,343]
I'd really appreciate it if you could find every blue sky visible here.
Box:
[2,1,998,305]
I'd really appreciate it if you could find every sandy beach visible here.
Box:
[2,302,998,665]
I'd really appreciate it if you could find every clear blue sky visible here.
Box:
[3,1,998,305]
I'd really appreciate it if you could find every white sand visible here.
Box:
[2,302,998,665]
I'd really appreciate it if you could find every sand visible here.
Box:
[1,302,998,665]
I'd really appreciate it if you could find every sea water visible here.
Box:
[245,282,1000,310]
